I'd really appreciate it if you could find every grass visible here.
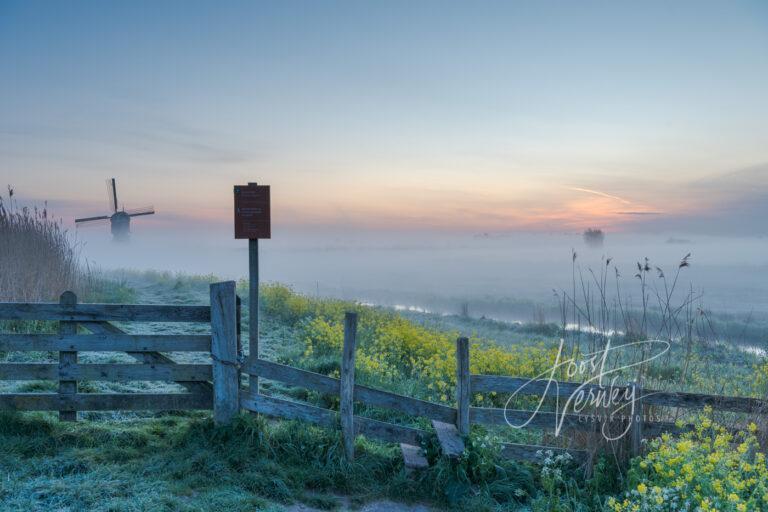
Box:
[0,411,542,511]
[0,411,289,511]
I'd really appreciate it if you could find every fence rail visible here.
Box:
[241,393,427,446]
[0,393,212,411]
[247,358,457,423]
[471,375,768,414]
[0,363,212,381]
[0,334,212,352]
[0,302,211,322]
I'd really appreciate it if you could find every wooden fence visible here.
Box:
[240,317,438,457]
[243,312,768,468]
[0,281,241,424]
[241,320,591,467]
[2,290,765,468]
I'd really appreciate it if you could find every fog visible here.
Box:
[76,227,768,317]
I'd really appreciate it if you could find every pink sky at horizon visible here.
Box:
[5,165,757,236]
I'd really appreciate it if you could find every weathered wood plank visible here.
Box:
[400,443,429,469]
[455,337,470,436]
[0,392,212,411]
[68,364,211,381]
[0,334,211,352]
[210,281,239,425]
[0,302,210,323]
[236,295,242,359]
[643,420,687,438]
[240,394,428,446]
[640,389,768,413]
[473,404,691,439]
[471,375,578,395]
[0,364,59,380]
[356,415,425,446]
[431,420,465,458]
[249,358,338,393]
[0,363,212,381]
[355,383,457,424]
[248,238,260,398]
[470,374,768,414]
[642,420,740,440]
[470,407,597,432]
[248,358,456,423]
[500,443,591,465]
[240,393,337,428]
[81,321,212,395]
[340,312,358,460]
[58,292,77,421]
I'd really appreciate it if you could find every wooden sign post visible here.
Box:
[234,183,271,398]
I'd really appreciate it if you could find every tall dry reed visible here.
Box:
[0,186,82,302]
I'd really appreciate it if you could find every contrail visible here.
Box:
[570,187,632,205]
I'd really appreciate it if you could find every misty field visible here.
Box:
[1,197,768,511]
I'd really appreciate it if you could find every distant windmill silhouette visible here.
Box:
[75,178,155,241]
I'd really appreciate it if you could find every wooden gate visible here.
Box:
[0,281,240,424]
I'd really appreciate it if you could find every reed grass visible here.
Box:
[0,187,82,302]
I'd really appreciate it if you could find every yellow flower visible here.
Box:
[677,440,693,453]
[637,483,647,494]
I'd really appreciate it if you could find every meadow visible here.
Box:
[1,193,767,511]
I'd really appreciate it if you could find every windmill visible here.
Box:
[75,178,155,241]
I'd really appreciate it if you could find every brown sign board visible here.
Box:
[234,184,271,239]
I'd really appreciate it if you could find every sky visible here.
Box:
[2,0,767,235]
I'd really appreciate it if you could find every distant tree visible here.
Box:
[583,228,605,248]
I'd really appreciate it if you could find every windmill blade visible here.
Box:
[75,215,110,227]
[106,178,118,213]
[126,205,155,217]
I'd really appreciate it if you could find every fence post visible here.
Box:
[630,381,644,457]
[249,238,259,398]
[456,337,470,436]
[236,295,243,363]
[210,281,239,425]
[58,291,77,421]
[340,311,358,460]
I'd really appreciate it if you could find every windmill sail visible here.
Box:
[126,206,155,217]
[75,215,110,226]
[106,178,118,212]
